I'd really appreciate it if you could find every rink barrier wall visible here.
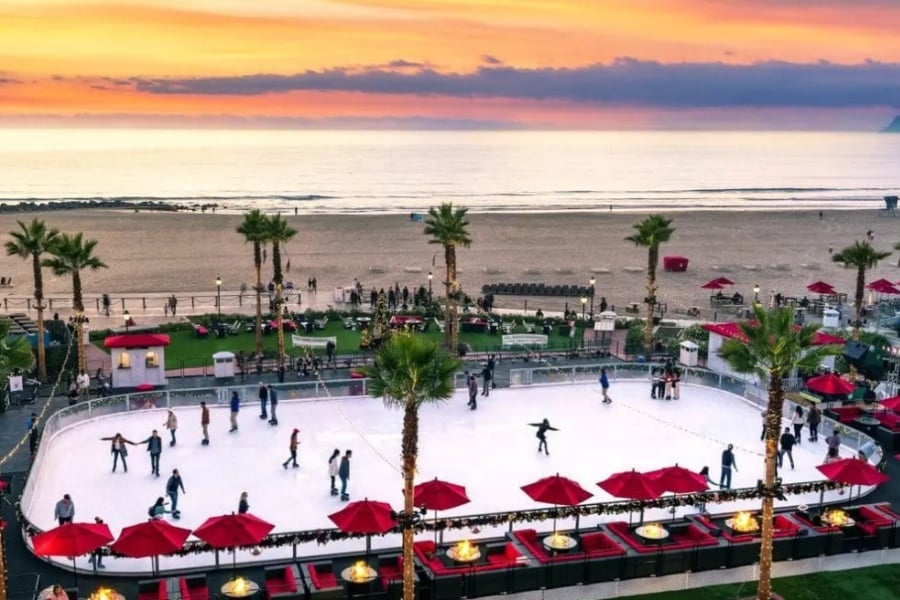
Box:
[17,368,884,578]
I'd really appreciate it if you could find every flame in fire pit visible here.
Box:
[90,588,117,600]
[350,561,370,582]
[730,511,760,533]
[825,509,850,526]
[641,523,667,539]
[455,540,478,561]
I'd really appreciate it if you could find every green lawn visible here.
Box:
[101,319,584,370]
[626,564,900,600]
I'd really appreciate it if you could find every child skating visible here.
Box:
[529,419,559,455]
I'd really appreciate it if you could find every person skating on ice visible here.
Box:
[529,419,559,455]
[238,492,250,514]
[599,368,612,403]
[257,382,268,420]
[229,391,240,432]
[282,428,300,469]
[481,362,492,397]
[467,374,478,410]
[267,384,279,425]
[100,433,137,473]
[164,409,178,446]
[166,469,185,518]
[338,449,352,501]
[200,401,210,445]
[149,497,169,520]
[328,448,340,496]
[138,429,163,477]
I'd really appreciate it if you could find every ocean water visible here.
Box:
[1,129,898,214]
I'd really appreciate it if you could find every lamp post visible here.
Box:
[123,310,130,333]
[589,276,596,319]
[753,284,760,304]
[427,271,433,302]
[216,275,222,319]
[580,296,587,321]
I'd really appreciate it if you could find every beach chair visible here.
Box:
[502,321,515,334]
[314,316,329,329]
[226,320,242,335]
[343,317,356,330]
[521,320,535,334]
[433,316,445,332]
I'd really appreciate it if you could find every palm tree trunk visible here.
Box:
[757,376,783,600]
[273,244,285,367]
[32,254,47,381]
[73,272,86,375]
[401,403,419,600]
[254,242,263,356]
[643,247,658,352]
[443,246,456,352]
[853,266,865,340]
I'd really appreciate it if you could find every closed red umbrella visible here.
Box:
[32,522,114,586]
[598,470,664,524]
[194,513,274,575]
[415,478,471,544]
[806,373,854,396]
[111,519,192,574]
[807,281,837,295]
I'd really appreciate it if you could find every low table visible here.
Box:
[634,524,670,543]
[221,578,260,598]
[341,565,378,584]
[446,545,483,563]
[854,416,881,433]
[542,534,578,552]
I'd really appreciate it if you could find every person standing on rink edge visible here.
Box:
[328,449,341,496]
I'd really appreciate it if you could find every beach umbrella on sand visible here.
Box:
[701,280,725,290]
[522,473,594,533]
[414,478,471,545]
[807,281,837,295]
[32,522,114,587]
[597,469,664,524]
[806,373,854,396]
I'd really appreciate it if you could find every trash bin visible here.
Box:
[822,307,840,328]
[679,341,699,367]
[213,351,236,379]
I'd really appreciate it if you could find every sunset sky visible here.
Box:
[2,0,899,128]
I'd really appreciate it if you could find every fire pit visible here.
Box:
[341,561,378,584]
[822,509,855,528]
[634,523,670,542]
[725,511,760,534]
[447,539,481,563]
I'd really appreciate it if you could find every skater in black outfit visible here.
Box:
[282,428,300,468]
[268,385,279,425]
[467,374,478,410]
[339,449,352,501]
[529,419,559,455]
[138,430,163,476]
[481,363,492,397]
[328,449,340,496]
[258,383,268,420]
[166,469,185,517]
[238,492,249,514]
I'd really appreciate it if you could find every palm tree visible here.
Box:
[359,333,461,600]
[264,215,297,367]
[0,319,37,403]
[42,233,107,374]
[423,203,472,351]
[625,215,675,352]
[718,305,839,600]
[831,241,891,340]
[236,210,270,357]
[5,219,59,381]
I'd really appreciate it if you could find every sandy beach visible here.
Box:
[0,209,897,323]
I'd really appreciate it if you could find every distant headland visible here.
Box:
[0,199,220,214]
[882,116,900,133]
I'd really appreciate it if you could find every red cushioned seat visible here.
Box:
[137,580,166,600]
[179,577,208,600]
[875,503,900,521]
[581,532,626,556]
[831,407,860,423]
[876,412,900,430]
[857,506,892,535]
[379,555,402,588]
[308,564,339,590]
[264,566,298,595]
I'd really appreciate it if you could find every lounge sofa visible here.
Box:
[264,565,303,600]
[168,576,208,600]
[137,579,167,600]
[305,562,345,599]
[512,529,585,562]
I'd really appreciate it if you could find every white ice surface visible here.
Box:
[23,382,866,574]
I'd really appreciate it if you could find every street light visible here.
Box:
[580,296,587,321]
[123,310,130,333]
[427,271,433,302]
[589,276,596,319]
[216,276,222,319]
[753,284,760,304]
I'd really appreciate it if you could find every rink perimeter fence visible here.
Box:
[18,362,883,577]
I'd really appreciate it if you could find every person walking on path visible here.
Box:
[807,404,821,442]
[467,374,478,410]
[238,492,249,514]
[338,450,352,501]
[54,494,74,525]
[139,430,163,476]
[529,419,559,455]
[229,391,240,432]
[257,382,268,420]
[720,444,738,489]
[599,368,612,404]
[76,369,90,400]
[778,427,796,470]
[791,406,804,446]
[100,433,137,473]
[328,449,340,496]
[282,429,300,469]
[166,469,185,516]
[164,409,178,446]
[268,385,279,425]
[200,401,210,445]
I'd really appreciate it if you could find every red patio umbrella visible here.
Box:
[414,478,471,544]
[807,281,837,295]
[701,280,725,290]
[32,522,114,586]
[806,373,854,396]
[597,470,664,524]
[645,464,708,521]
[522,473,593,532]
[879,396,900,411]
[817,457,889,503]
[194,513,275,574]
[111,519,192,574]
[329,498,397,556]
[712,277,735,285]
[867,279,900,294]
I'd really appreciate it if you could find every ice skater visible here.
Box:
[166,469,185,518]
[339,449,352,501]
[138,429,163,476]
[54,494,74,525]
[268,384,279,425]
[100,433,137,473]
[467,374,478,410]
[164,409,178,446]
[257,382,268,420]
[200,401,210,445]
[529,419,559,455]
[282,428,300,469]
[238,492,249,514]
[149,497,169,519]
[599,368,612,403]
[328,449,340,496]
[481,362,492,397]
[229,391,240,432]
[720,444,738,489]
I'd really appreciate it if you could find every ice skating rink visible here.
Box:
[23,381,869,574]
